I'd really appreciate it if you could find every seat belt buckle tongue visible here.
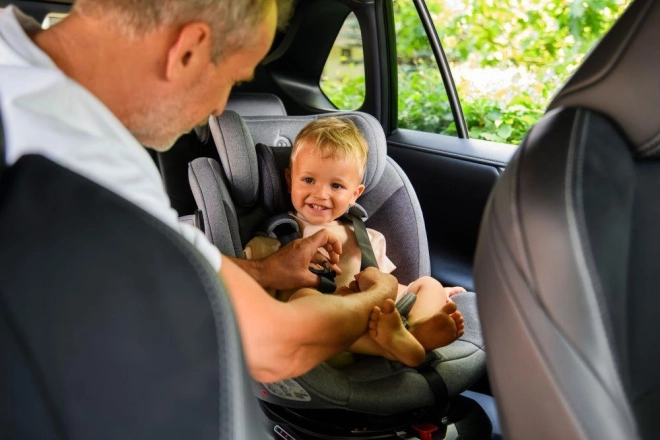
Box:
[309,264,336,294]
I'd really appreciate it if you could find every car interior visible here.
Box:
[1,0,657,439]
[186,106,488,437]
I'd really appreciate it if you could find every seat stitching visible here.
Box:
[566,111,638,427]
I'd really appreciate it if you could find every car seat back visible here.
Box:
[188,109,486,415]
[157,93,288,218]
[0,108,264,439]
[474,0,660,438]
[193,110,430,285]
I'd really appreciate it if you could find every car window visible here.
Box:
[319,13,366,110]
[395,0,631,145]
[394,1,455,136]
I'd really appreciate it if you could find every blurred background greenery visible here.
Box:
[322,0,631,145]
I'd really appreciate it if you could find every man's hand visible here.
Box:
[259,229,343,290]
[352,267,398,302]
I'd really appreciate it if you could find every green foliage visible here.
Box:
[324,0,630,145]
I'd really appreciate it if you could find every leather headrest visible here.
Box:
[549,0,660,158]
[208,111,388,207]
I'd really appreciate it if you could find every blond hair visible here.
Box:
[73,0,293,61]
[291,117,369,180]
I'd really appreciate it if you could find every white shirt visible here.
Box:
[0,6,221,271]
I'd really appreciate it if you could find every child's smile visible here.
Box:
[286,144,365,225]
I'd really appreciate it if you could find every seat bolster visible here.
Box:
[209,111,259,207]
[188,157,242,256]
[362,159,430,284]
[474,108,640,440]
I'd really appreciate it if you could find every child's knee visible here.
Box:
[412,276,442,291]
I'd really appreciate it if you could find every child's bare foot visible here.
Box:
[409,301,465,351]
[445,286,467,299]
[369,299,425,367]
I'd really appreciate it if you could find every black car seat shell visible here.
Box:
[0,107,265,439]
[474,0,660,438]
[188,109,486,415]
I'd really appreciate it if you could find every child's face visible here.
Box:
[286,143,365,225]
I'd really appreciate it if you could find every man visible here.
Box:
[0,0,397,383]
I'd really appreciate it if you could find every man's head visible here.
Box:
[73,0,293,62]
[286,117,368,225]
[61,0,292,150]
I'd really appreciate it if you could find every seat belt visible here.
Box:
[342,205,417,320]
[344,205,378,271]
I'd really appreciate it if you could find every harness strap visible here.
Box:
[418,363,450,409]
[344,205,379,271]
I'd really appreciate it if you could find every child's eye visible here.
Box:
[331,183,344,190]
[302,177,313,184]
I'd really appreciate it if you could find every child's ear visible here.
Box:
[351,184,365,204]
[285,168,292,193]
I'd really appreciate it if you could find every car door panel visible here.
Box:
[388,129,517,291]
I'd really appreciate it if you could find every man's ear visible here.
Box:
[165,22,212,81]
[351,184,365,204]
[285,168,292,193]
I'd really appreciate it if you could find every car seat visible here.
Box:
[187,108,487,434]
[473,0,660,438]
[0,106,264,439]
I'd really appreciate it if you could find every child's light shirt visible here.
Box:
[244,212,396,292]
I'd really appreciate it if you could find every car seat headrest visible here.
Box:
[193,93,287,146]
[225,92,287,117]
[209,111,388,207]
[548,0,660,158]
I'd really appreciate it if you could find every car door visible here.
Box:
[380,0,518,291]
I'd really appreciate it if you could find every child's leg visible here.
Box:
[404,276,466,350]
[289,290,425,367]
[405,276,449,323]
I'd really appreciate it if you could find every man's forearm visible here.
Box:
[279,281,395,378]
[226,255,268,287]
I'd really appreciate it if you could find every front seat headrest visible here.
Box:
[549,0,660,158]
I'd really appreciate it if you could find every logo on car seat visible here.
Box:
[273,133,291,147]
[262,379,311,401]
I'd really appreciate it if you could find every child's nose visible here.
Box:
[312,185,329,198]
